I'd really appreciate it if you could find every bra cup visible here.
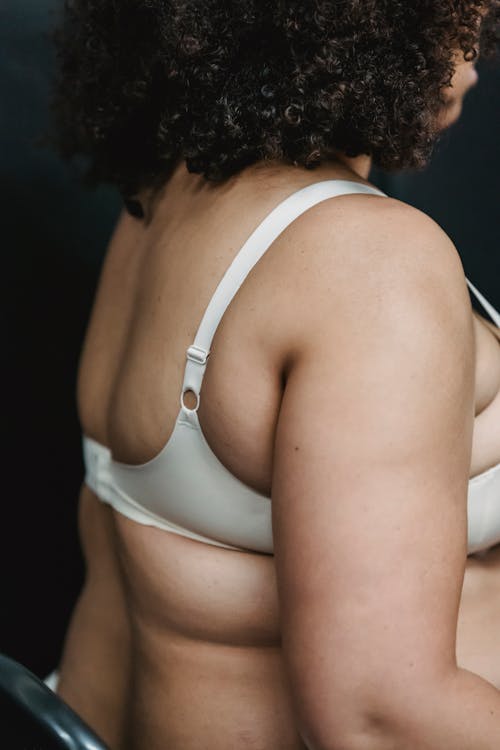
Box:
[467,463,500,555]
[109,416,273,553]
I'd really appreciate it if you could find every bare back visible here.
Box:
[55,161,500,749]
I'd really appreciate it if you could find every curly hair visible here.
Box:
[49,0,499,203]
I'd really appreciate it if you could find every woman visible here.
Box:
[48,1,500,748]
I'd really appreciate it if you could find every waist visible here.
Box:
[125,630,305,750]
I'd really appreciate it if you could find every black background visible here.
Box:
[2,1,499,679]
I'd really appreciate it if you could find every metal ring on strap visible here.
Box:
[180,388,201,412]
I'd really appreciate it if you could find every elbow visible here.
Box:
[299,716,399,750]
[294,667,449,749]
[297,692,421,750]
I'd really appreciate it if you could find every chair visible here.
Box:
[0,653,109,749]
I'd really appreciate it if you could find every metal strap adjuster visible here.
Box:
[186,344,210,365]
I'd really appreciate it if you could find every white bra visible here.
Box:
[82,179,500,556]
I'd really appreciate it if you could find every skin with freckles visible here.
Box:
[55,157,500,750]
[54,31,499,750]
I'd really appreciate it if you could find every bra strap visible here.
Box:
[180,179,386,410]
[466,277,500,327]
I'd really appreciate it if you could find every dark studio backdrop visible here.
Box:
[2,1,499,679]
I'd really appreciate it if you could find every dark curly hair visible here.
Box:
[49,0,499,203]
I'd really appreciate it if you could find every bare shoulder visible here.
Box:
[278,191,471,358]
[290,191,467,303]
[300,191,458,261]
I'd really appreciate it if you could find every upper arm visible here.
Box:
[271,198,475,746]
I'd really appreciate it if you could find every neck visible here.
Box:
[333,152,373,180]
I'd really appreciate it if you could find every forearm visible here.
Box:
[406,668,500,750]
